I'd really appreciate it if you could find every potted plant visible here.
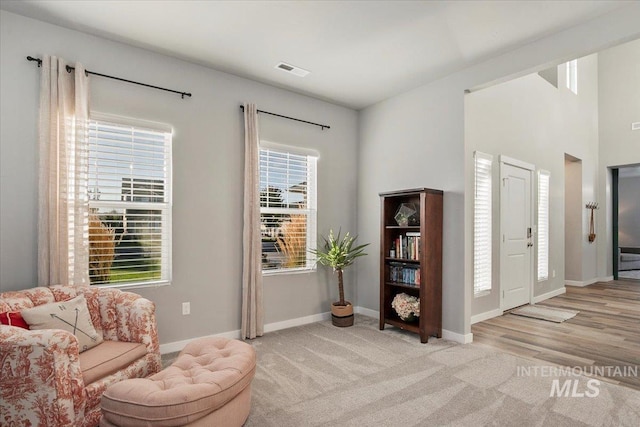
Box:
[311,229,369,327]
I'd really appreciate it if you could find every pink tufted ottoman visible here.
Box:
[100,337,256,427]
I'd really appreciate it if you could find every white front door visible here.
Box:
[500,157,534,310]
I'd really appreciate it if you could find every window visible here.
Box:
[260,145,317,273]
[474,151,493,296]
[566,59,578,94]
[88,116,172,286]
[537,170,550,281]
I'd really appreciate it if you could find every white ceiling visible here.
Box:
[0,0,632,109]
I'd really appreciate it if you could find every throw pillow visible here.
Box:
[0,311,29,329]
[21,295,103,352]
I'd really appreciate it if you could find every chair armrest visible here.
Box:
[0,325,85,426]
[96,289,160,356]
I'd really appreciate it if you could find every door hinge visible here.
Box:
[503,234,505,243]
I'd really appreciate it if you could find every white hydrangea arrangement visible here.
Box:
[391,293,420,321]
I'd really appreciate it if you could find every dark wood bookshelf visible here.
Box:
[384,257,420,263]
[384,317,420,334]
[379,188,443,343]
[386,282,420,290]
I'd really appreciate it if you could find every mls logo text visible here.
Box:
[517,365,638,398]
[550,378,600,397]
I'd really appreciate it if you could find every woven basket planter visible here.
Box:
[331,302,354,327]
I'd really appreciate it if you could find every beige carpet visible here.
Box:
[246,315,638,426]
[510,305,579,323]
[163,315,640,426]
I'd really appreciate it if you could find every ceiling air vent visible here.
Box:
[632,122,640,131]
[275,62,310,77]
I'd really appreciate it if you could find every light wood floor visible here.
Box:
[472,280,640,390]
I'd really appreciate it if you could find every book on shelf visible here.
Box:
[393,233,421,260]
[388,262,421,287]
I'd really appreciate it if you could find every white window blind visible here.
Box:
[260,147,317,273]
[537,170,550,281]
[88,118,172,286]
[474,151,493,296]
[566,59,578,94]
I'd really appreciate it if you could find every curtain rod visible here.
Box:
[240,105,330,130]
[27,56,192,99]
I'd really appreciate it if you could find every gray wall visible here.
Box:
[0,11,358,345]
[597,38,640,278]
[357,80,466,336]
[618,175,640,248]
[357,5,640,338]
[2,5,639,345]
[465,54,599,317]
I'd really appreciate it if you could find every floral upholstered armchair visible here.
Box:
[0,285,161,427]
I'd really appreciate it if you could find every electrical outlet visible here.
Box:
[182,302,190,315]
[552,270,556,278]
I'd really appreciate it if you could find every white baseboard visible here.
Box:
[565,277,599,287]
[442,329,473,344]
[160,306,473,353]
[533,286,566,303]
[355,306,379,318]
[263,311,331,333]
[565,280,585,287]
[471,308,503,325]
[355,306,471,344]
[160,311,330,354]
[599,276,614,282]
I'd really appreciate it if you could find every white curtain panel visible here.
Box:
[241,103,264,339]
[37,56,90,286]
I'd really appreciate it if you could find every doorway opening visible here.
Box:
[614,165,640,281]
[564,154,582,284]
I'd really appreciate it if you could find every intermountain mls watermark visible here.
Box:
[517,365,638,398]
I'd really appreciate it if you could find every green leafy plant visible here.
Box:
[310,229,369,306]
